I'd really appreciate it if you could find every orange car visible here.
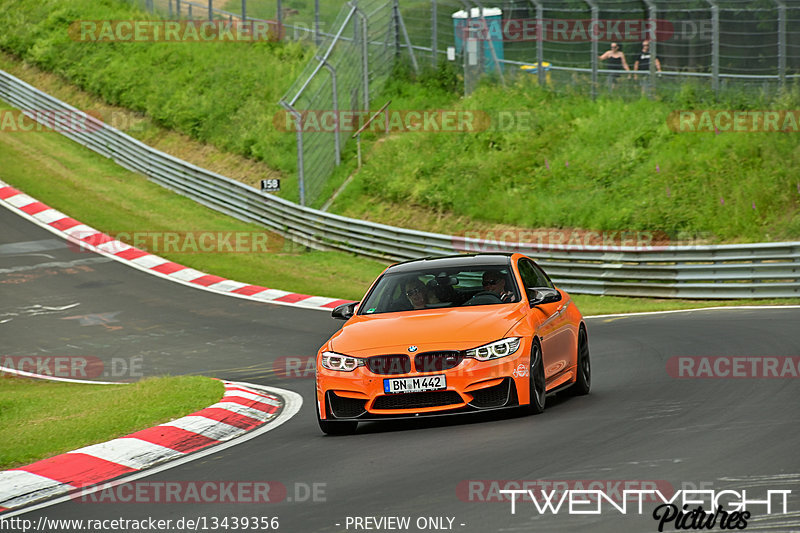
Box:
[315,253,590,434]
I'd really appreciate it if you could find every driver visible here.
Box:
[404,278,430,310]
[482,270,514,302]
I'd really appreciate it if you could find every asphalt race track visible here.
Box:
[3,205,800,533]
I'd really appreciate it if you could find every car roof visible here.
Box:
[386,253,515,274]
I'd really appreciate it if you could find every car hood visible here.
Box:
[329,304,527,356]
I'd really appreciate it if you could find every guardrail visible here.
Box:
[2,69,799,299]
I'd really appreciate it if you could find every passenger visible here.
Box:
[404,278,430,310]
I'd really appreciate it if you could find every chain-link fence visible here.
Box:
[128,0,800,205]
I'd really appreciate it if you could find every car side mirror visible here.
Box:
[527,288,561,307]
[332,301,359,320]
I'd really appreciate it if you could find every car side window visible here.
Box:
[518,259,552,289]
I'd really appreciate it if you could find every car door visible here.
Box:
[517,258,563,380]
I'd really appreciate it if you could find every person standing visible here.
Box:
[599,42,630,91]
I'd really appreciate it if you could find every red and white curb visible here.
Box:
[0,179,355,312]
[0,380,294,514]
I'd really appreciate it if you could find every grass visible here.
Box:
[2,0,798,242]
[0,375,223,469]
[0,99,387,301]
[3,80,800,315]
[328,65,800,243]
[0,0,312,199]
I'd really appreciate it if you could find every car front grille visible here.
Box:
[414,351,464,372]
[327,392,367,418]
[468,378,513,408]
[371,391,464,410]
[366,354,411,375]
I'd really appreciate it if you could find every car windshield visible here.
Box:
[358,265,520,315]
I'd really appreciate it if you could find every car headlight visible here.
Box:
[465,338,521,361]
[320,351,365,372]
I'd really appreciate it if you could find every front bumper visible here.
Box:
[316,351,530,420]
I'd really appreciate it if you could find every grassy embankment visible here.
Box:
[0,0,798,313]
[0,376,223,469]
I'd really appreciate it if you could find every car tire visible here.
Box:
[316,397,358,435]
[569,325,591,396]
[525,340,546,415]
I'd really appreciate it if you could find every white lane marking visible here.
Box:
[0,385,302,519]
[31,209,67,225]
[206,279,249,292]
[66,438,183,470]
[223,389,281,406]
[168,268,208,282]
[0,195,331,311]
[208,401,274,421]
[585,305,800,320]
[162,416,248,442]
[0,257,110,274]
[5,194,36,208]
[0,471,71,509]
[0,365,123,385]
[129,254,170,269]
[248,288,293,301]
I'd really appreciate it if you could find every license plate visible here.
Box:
[383,375,446,394]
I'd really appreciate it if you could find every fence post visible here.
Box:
[353,2,370,110]
[394,0,420,73]
[319,57,341,166]
[432,0,438,67]
[168,0,173,18]
[709,0,719,99]
[777,0,786,88]
[177,0,181,18]
[280,101,306,206]
[277,0,283,37]
[241,0,246,22]
[585,0,598,101]
[528,0,544,86]
[208,0,213,20]
[315,0,321,46]
[643,0,657,95]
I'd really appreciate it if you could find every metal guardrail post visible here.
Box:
[585,0,598,101]
[709,0,719,99]
[777,0,786,88]
[280,101,306,206]
[318,57,341,166]
[432,0,438,68]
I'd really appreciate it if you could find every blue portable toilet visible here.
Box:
[452,7,504,73]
